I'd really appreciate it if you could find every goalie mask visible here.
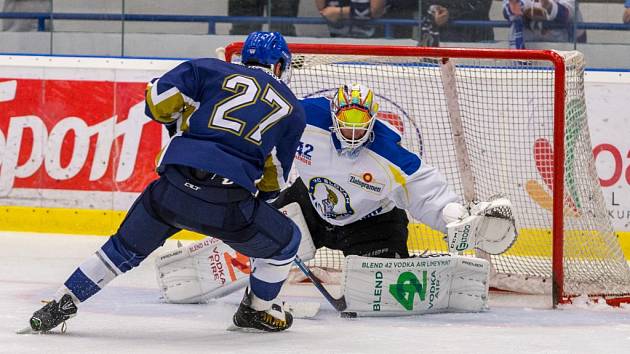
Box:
[331,84,379,153]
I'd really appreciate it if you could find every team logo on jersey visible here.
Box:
[295,142,313,166]
[308,176,354,220]
[348,173,384,194]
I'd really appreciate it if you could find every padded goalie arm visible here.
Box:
[390,162,460,233]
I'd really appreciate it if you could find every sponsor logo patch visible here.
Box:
[348,173,384,194]
[388,271,427,311]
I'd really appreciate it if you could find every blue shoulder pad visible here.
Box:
[368,121,421,175]
[299,97,333,131]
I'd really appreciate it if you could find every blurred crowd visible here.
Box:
[2,0,630,48]
[225,0,627,48]
[227,0,496,43]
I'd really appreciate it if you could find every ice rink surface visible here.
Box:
[2,232,630,354]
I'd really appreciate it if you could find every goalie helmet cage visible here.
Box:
[225,43,630,307]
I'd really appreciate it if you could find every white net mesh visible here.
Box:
[230,45,630,300]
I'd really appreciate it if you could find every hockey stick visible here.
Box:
[293,256,347,312]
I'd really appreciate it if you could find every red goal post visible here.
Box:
[225,43,630,306]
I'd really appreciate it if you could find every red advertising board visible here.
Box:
[0,78,162,195]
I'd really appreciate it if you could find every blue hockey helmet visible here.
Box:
[241,31,292,82]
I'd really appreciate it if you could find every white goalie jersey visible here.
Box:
[295,97,459,233]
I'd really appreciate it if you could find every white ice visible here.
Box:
[2,232,630,354]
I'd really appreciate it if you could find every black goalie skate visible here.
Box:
[24,294,78,333]
[231,289,293,332]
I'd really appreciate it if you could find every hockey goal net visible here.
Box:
[225,43,630,305]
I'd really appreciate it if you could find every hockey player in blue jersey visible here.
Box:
[25,31,306,333]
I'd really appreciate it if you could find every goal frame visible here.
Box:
[224,42,610,307]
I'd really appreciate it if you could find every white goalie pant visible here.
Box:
[341,254,490,316]
[155,202,316,303]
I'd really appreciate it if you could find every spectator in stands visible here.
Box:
[439,1,494,42]
[228,0,299,36]
[376,0,443,40]
[383,1,493,42]
[315,0,389,38]
[503,0,586,49]
[623,0,630,24]
[318,1,481,42]
[2,0,51,32]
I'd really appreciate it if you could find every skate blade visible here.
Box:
[16,326,65,335]
[226,324,267,333]
[16,326,41,335]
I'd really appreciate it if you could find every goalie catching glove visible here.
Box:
[442,196,518,255]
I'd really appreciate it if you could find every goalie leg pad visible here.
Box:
[156,233,299,304]
[155,203,317,304]
[447,257,491,312]
[155,238,249,303]
[341,255,489,316]
[279,202,316,262]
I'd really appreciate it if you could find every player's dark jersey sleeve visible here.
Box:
[256,100,306,195]
[144,61,201,125]
[278,102,307,181]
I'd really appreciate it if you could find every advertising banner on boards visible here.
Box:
[0,57,628,233]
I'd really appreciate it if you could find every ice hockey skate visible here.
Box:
[18,294,77,334]
[229,289,293,333]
